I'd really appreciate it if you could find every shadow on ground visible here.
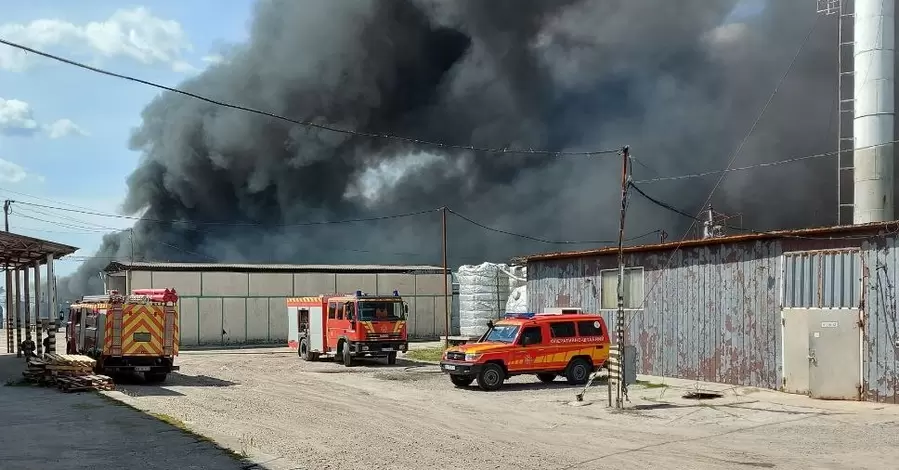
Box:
[0,355,247,469]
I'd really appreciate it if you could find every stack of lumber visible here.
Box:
[23,354,115,392]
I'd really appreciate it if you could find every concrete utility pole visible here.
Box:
[613,146,630,409]
[441,207,450,348]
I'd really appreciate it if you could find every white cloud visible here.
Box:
[0,158,28,183]
[0,98,39,135]
[45,118,88,139]
[201,54,225,65]
[0,97,86,139]
[0,7,193,72]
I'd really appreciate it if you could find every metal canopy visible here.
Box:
[0,231,78,269]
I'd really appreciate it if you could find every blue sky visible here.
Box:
[0,1,253,275]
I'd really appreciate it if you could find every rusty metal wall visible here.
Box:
[862,236,899,403]
[529,233,899,402]
[528,240,782,389]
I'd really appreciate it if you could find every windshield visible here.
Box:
[484,324,519,343]
[358,301,405,321]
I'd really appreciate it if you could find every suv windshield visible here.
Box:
[358,301,405,321]
[484,324,519,343]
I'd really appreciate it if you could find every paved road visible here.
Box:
[0,354,248,470]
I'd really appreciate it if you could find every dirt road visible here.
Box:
[106,348,899,470]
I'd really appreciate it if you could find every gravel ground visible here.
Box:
[104,347,899,470]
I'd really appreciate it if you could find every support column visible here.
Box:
[47,254,56,355]
[14,269,20,357]
[5,268,11,353]
[23,265,31,356]
[34,260,41,356]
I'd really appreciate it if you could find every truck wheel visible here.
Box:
[342,342,354,367]
[299,338,311,361]
[537,373,557,384]
[450,375,474,388]
[386,352,397,365]
[476,363,505,391]
[565,358,591,385]
[144,372,167,384]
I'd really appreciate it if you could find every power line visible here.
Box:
[9,200,439,227]
[447,207,660,245]
[634,14,820,318]
[631,139,899,184]
[0,38,620,158]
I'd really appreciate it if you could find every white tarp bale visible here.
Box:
[457,262,511,337]
[504,285,528,314]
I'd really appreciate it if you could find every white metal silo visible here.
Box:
[854,0,895,223]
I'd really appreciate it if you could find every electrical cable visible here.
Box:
[0,38,621,158]
[629,182,899,241]
[9,200,440,227]
[633,15,821,319]
[631,139,899,184]
[446,208,660,245]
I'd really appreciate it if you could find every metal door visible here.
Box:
[808,309,861,400]
[308,306,324,352]
[781,309,811,395]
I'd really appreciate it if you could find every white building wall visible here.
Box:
[121,268,454,347]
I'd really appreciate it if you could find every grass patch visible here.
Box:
[636,380,669,389]
[404,347,446,362]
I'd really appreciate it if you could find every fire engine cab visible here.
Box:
[287,290,409,366]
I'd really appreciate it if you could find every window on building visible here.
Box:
[327,302,337,319]
[577,320,603,337]
[600,267,644,310]
[549,321,576,338]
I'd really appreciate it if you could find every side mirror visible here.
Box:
[403,303,409,314]
[486,320,494,329]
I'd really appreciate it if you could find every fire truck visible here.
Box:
[66,288,180,382]
[287,290,409,366]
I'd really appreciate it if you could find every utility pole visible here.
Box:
[614,146,630,409]
[4,200,10,232]
[441,207,450,348]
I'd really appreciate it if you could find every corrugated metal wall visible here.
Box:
[126,270,454,346]
[528,234,899,401]
[529,240,782,390]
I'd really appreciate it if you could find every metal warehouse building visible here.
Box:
[524,221,899,403]
[104,262,451,346]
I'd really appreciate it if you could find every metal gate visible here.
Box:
[781,249,863,400]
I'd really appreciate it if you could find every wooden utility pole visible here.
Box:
[613,146,630,409]
[441,207,450,348]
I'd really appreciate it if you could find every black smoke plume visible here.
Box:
[60,0,850,299]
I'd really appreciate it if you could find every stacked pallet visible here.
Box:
[23,354,115,392]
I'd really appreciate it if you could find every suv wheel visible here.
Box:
[299,338,310,361]
[476,363,505,391]
[536,373,557,384]
[565,358,591,385]
[450,375,474,388]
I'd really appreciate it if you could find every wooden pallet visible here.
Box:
[56,375,114,393]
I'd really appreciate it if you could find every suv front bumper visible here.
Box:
[439,361,481,376]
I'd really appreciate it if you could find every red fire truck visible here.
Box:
[287,290,409,366]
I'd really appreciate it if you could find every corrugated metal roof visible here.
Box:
[520,220,899,262]
[103,261,447,274]
[0,231,78,268]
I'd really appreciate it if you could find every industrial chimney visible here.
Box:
[853,0,895,223]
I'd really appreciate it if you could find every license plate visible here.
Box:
[443,364,456,371]
[383,348,393,351]
[135,366,150,372]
